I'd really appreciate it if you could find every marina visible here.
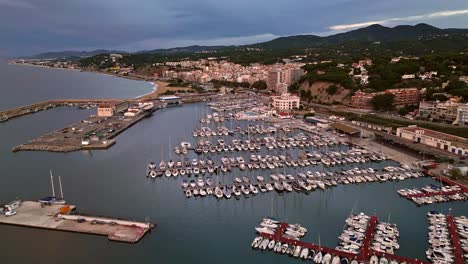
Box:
[0,69,466,262]
[252,213,432,264]
[426,212,467,264]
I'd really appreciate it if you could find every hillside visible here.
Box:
[26,49,126,60]
[141,45,233,54]
[248,23,468,50]
[298,81,351,105]
[32,23,468,60]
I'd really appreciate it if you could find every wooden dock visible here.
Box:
[0,201,153,243]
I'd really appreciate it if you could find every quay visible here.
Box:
[256,216,430,264]
[445,215,465,264]
[11,103,159,153]
[0,99,123,121]
[0,93,218,122]
[0,201,153,243]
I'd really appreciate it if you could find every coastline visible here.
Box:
[8,61,157,99]
[7,61,195,101]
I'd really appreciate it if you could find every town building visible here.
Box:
[419,101,468,125]
[455,105,468,126]
[305,116,332,129]
[267,70,283,91]
[350,88,422,109]
[386,88,421,107]
[97,102,129,117]
[396,126,468,156]
[270,93,300,110]
[349,91,375,109]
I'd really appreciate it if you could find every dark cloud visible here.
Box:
[0,0,467,56]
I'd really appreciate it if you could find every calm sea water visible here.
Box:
[0,67,466,264]
[0,59,153,111]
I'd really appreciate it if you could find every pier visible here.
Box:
[0,201,153,243]
[446,215,465,264]
[0,99,123,121]
[398,174,468,205]
[359,216,377,260]
[256,216,430,264]
[11,104,159,152]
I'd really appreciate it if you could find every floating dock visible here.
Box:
[256,216,430,264]
[0,201,153,243]
[445,215,465,264]
[399,174,468,204]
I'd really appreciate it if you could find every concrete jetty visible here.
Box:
[0,201,153,243]
[11,105,158,153]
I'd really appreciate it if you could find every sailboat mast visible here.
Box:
[50,170,56,198]
[59,175,64,199]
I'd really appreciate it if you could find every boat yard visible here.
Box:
[0,201,153,243]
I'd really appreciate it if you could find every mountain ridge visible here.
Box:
[27,23,468,59]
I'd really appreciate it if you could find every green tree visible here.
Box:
[251,80,267,90]
[370,94,395,111]
[326,85,339,95]
[448,167,462,180]
[288,82,300,93]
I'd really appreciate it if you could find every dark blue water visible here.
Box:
[0,75,466,263]
[0,59,153,111]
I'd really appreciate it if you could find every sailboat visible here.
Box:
[45,170,66,204]
[54,175,66,204]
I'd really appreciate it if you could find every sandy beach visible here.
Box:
[137,81,193,100]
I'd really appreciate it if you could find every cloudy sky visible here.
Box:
[1,0,467,56]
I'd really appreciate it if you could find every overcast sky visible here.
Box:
[1,0,467,56]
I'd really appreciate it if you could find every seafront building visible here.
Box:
[270,93,300,110]
[396,125,468,156]
[97,102,129,117]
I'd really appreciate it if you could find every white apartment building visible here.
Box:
[271,93,300,110]
[455,105,468,126]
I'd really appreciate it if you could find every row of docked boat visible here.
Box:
[426,212,456,263]
[371,222,400,255]
[369,256,395,264]
[190,134,340,155]
[252,217,408,264]
[253,219,356,264]
[148,147,391,179]
[180,168,424,199]
[397,185,467,205]
[454,216,468,262]
[193,124,278,138]
[336,213,370,254]
[252,237,357,264]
